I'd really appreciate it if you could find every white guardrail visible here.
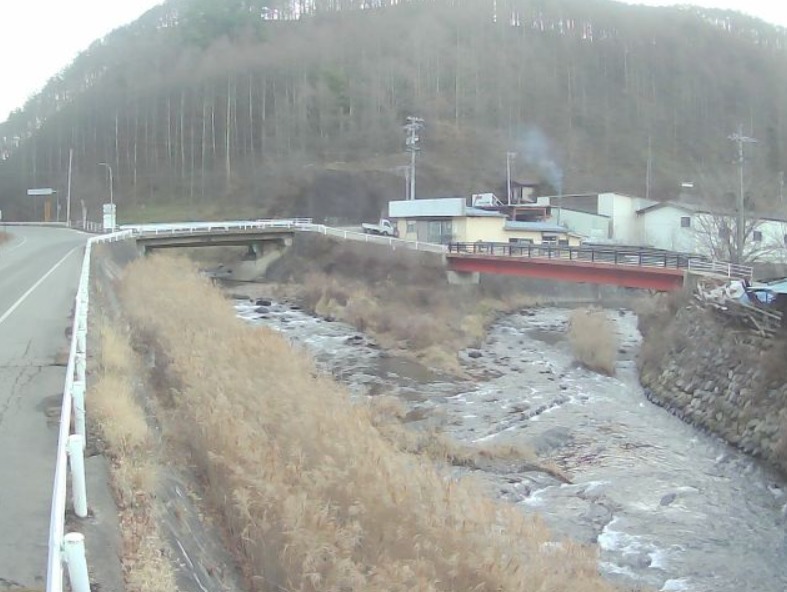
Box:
[47,229,134,592]
[687,258,754,280]
[123,219,448,254]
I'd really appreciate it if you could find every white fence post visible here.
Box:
[76,329,86,356]
[63,533,91,592]
[66,435,88,518]
[75,353,86,384]
[72,380,86,442]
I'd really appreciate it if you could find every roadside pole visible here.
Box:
[66,149,73,226]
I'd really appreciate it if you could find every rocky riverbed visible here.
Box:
[232,294,787,592]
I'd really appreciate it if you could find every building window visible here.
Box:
[427,220,453,244]
[753,230,763,242]
[680,216,691,228]
[406,221,416,234]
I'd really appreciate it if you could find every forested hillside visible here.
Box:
[1,0,786,223]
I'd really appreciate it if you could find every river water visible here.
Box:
[233,296,787,592]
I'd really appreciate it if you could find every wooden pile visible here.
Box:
[693,278,783,337]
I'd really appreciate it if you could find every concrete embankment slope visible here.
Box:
[639,304,787,474]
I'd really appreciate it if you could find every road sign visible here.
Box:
[103,203,116,232]
[27,188,56,196]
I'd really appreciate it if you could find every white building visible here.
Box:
[537,193,787,262]
[636,201,787,262]
[634,201,699,253]
[536,193,656,244]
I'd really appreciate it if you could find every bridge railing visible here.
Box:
[687,258,753,280]
[447,242,699,269]
[122,219,449,254]
[123,218,315,235]
[47,230,134,592]
[310,225,447,253]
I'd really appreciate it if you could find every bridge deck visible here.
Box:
[446,242,696,291]
[132,223,298,250]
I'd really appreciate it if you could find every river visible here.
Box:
[233,295,787,592]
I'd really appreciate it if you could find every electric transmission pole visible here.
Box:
[728,125,757,263]
[404,116,424,200]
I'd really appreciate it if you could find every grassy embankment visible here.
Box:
[89,321,177,592]
[116,254,619,592]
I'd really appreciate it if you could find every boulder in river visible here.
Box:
[531,426,574,455]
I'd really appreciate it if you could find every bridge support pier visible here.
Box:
[447,270,480,285]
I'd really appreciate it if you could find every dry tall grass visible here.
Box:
[568,308,618,375]
[635,292,691,375]
[119,255,618,592]
[89,321,176,592]
[259,235,545,373]
[299,270,536,373]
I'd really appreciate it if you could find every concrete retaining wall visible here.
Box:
[639,306,787,473]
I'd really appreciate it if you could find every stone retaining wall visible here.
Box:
[639,305,787,473]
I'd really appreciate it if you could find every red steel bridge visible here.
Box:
[446,242,752,291]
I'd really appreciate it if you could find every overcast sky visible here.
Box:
[0,0,785,123]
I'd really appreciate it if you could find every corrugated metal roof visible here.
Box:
[504,221,569,233]
[636,200,787,223]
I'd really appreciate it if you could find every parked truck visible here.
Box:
[362,218,398,237]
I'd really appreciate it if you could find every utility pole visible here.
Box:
[645,135,652,201]
[97,162,114,206]
[66,148,73,226]
[506,152,517,205]
[728,125,757,263]
[404,116,424,201]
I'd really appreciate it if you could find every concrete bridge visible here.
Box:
[127,219,310,256]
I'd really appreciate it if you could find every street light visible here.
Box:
[97,162,114,206]
[506,152,517,205]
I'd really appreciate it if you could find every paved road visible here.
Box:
[0,226,87,589]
